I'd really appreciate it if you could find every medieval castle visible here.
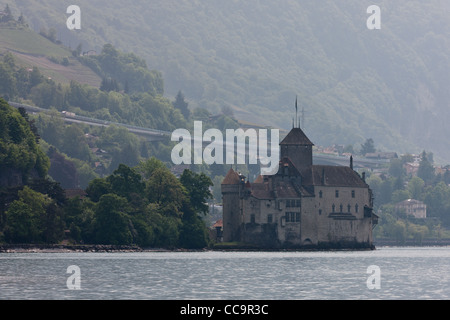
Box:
[221,123,378,249]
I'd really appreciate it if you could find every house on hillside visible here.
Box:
[395,199,427,219]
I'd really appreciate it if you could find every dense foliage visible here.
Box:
[0,98,49,181]
[369,152,450,244]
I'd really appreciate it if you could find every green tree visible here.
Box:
[408,176,425,200]
[85,177,111,202]
[179,200,209,249]
[360,138,375,156]
[0,61,17,99]
[60,124,91,161]
[389,158,405,179]
[417,151,435,184]
[173,90,190,119]
[180,169,213,216]
[135,157,166,180]
[94,193,132,245]
[146,166,186,217]
[4,186,52,243]
[0,99,50,181]
[391,189,411,204]
[106,164,145,201]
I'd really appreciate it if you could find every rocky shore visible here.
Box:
[0,243,146,253]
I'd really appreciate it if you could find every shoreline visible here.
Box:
[1,242,450,253]
[0,244,449,253]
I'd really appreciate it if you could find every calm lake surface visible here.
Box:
[1,246,449,300]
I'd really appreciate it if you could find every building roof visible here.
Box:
[302,165,368,188]
[222,168,241,185]
[212,219,223,228]
[280,128,314,146]
[395,199,426,206]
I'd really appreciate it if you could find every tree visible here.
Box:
[4,186,52,243]
[173,90,190,119]
[388,158,404,179]
[179,199,209,249]
[61,125,91,161]
[73,43,82,57]
[94,193,132,245]
[47,148,79,189]
[180,169,213,216]
[408,176,425,200]
[0,61,17,99]
[1,4,14,22]
[135,157,166,180]
[391,189,411,204]
[106,164,145,201]
[360,138,375,156]
[100,77,120,92]
[417,151,435,184]
[86,177,111,202]
[146,167,185,217]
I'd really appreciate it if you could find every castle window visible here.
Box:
[332,204,335,213]
[348,204,351,213]
[339,204,343,213]
[335,190,339,198]
[319,209,322,215]
[286,199,301,207]
[267,214,273,223]
[285,212,298,223]
[352,190,355,198]
[319,190,323,198]
[285,212,290,222]
[355,204,359,213]
[250,214,255,223]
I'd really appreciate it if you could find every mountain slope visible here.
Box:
[3,0,450,161]
[0,25,101,87]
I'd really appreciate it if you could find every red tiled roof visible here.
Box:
[222,168,241,185]
[213,219,223,228]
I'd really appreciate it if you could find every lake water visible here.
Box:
[0,246,449,300]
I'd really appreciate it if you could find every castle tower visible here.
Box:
[221,168,244,242]
[279,127,314,173]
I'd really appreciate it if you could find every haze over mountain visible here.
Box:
[3,1,450,161]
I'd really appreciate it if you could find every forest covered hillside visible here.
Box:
[3,0,449,162]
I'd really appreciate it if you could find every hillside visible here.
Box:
[2,1,450,161]
[0,24,101,87]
